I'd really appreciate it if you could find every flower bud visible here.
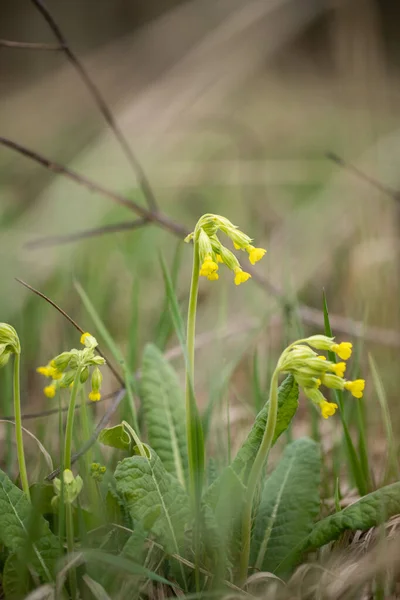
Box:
[0,323,20,355]
[80,366,89,383]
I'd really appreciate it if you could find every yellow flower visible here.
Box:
[317,355,326,361]
[234,268,251,286]
[37,365,52,377]
[246,245,266,265]
[233,242,241,250]
[344,379,365,398]
[89,391,101,402]
[330,362,346,378]
[200,255,218,277]
[80,332,91,345]
[315,378,322,387]
[207,272,219,281]
[44,384,56,398]
[332,342,352,360]
[320,400,338,419]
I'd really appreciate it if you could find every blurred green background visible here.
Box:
[1,0,399,471]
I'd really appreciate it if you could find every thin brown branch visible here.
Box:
[45,388,126,480]
[0,39,62,51]
[0,137,187,237]
[25,218,148,249]
[30,0,158,211]
[326,151,400,203]
[15,278,124,387]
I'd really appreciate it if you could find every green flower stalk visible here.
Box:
[238,334,365,583]
[185,215,266,589]
[185,214,267,495]
[37,331,105,469]
[0,324,29,499]
[52,469,83,599]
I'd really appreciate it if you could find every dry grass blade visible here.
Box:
[0,419,53,471]
[0,39,62,51]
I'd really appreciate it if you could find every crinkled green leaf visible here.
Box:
[305,482,400,551]
[99,424,130,451]
[114,446,190,557]
[0,469,59,581]
[205,375,298,508]
[251,438,321,576]
[140,344,188,489]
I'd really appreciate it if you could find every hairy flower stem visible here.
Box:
[66,501,77,599]
[238,368,279,583]
[186,234,204,592]
[13,353,30,499]
[64,370,81,470]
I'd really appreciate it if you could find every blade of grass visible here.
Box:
[74,280,139,433]
[368,353,400,485]
[155,241,184,351]
[322,290,367,496]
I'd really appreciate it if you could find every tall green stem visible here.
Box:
[64,370,81,470]
[238,368,279,583]
[186,237,200,492]
[185,236,204,592]
[13,353,30,499]
[66,501,77,599]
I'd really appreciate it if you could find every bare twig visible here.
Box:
[25,218,148,249]
[15,278,124,387]
[30,0,158,211]
[326,151,400,203]
[0,137,186,237]
[0,39,62,51]
[45,388,126,480]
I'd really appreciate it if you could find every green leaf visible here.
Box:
[99,424,131,451]
[0,469,60,581]
[114,446,190,558]
[140,344,188,488]
[3,553,31,599]
[205,375,298,508]
[251,438,321,575]
[305,481,400,550]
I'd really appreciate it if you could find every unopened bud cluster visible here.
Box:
[90,462,106,482]
[0,323,20,368]
[277,335,365,419]
[185,214,266,285]
[37,332,105,400]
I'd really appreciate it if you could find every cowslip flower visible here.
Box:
[37,332,105,400]
[276,335,365,418]
[185,213,266,285]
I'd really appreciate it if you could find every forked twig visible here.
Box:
[16,278,124,387]
[0,137,186,238]
[30,0,159,211]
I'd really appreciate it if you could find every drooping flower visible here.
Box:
[185,213,265,285]
[276,335,365,418]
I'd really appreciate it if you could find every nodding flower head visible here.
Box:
[37,332,105,400]
[0,323,21,367]
[185,214,266,286]
[276,335,365,419]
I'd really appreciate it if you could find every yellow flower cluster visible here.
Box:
[37,332,105,401]
[185,214,266,285]
[277,335,365,419]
